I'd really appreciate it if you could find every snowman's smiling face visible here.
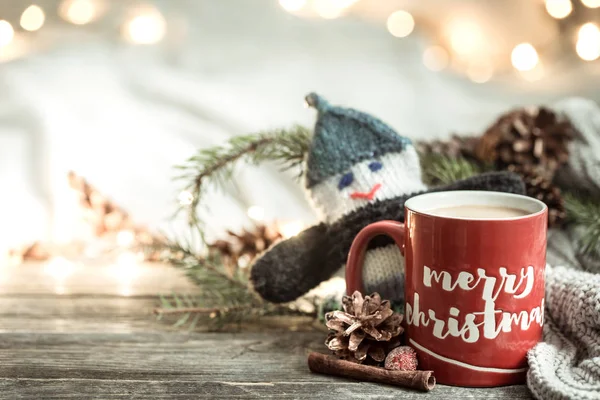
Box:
[339,160,383,201]
[308,147,427,224]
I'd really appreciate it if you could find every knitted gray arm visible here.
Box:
[250,223,331,303]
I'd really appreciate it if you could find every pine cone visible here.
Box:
[68,171,133,236]
[207,225,282,269]
[416,135,480,161]
[508,165,566,227]
[476,107,575,180]
[21,242,51,261]
[324,291,403,364]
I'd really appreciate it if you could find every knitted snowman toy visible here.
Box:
[250,93,526,303]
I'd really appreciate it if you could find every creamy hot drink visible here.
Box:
[429,205,530,218]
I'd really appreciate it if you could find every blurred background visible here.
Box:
[1,0,600,260]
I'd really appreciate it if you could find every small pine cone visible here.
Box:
[384,346,418,371]
[207,225,283,268]
[508,165,566,227]
[324,291,404,364]
[477,107,575,180]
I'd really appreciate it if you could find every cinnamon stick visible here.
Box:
[307,352,435,392]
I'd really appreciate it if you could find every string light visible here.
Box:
[44,257,76,282]
[247,206,265,221]
[545,0,572,19]
[422,46,449,71]
[59,0,97,25]
[313,0,343,19]
[178,190,194,206]
[20,5,45,32]
[576,23,600,61]
[113,251,143,297]
[0,21,14,47]
[116,230,136,247]
[386,10,415,38]
[447,19,484,56]
[511,43,539,71]
[279,0,307,12]
[280,221,303,238]
[579,22,600,37]
[466,61,494,83]
[123,7,167,44]
[581,0,600,8]
[117,251,142,267]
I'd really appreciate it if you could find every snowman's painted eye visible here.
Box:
[338,172,354,190]
[369,161,383,172]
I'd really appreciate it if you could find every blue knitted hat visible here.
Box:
[304,93,411,188]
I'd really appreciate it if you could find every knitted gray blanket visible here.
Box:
[526,99,600,400]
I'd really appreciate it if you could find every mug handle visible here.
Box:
[345,220,405,295]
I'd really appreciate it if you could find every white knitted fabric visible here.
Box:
[361,244,405,299]
[308,146,426,224]
[527,249,600,399]
[526,98,600,399]
[331,244,405,299]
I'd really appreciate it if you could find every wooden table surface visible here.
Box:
[0,261,533,399]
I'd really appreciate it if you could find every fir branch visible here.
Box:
[154,306,244,315]
[420,153,482,186]
[176,125,311,225]
[149,233,315,331]
[155,292,313,331]
[564,192,600,257]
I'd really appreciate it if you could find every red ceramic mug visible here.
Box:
[346,191,547,387]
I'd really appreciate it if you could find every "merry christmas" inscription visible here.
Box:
[405,266,544,343]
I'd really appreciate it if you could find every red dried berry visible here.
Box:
[384,346,418,371]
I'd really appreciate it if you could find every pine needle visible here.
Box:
[176,125,312,226]
[420,153,481,186]
[564,192,600,257]
[149,233,315,331]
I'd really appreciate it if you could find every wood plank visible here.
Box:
[0,262,532,399]
[0,331,531,399]
[0,295,165,333]
[0,295,318,333]
[0,379,532,399]
[0,261,196,295]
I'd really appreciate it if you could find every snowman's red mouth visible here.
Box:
[350,183,382,201]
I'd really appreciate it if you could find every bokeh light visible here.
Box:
[117,230,136,247]
[44,257,76,282]
[280,221,303,238]
[59,0,97,25]
[123,8,167,45]
[545,0,572,19]
[511,43,539,71]
[576,23,600,61]
[247,206,265,221]
[387,10,415,38]
[0,20,14,47]
[313,0,342,19]
[447,19,484,56]
[279,0,307,12]
[20,5,45,32]
[581,0,600,8]
[178,190,194,206]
